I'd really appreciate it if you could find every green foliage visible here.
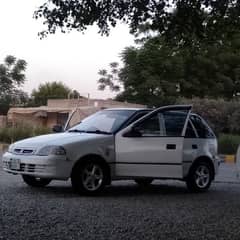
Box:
[98,33,240,106]
[118,38,183,106]
[97,37,181,106]
[32,81,71,106]
[0,55,27,114]
[0,55,27,93]
[0,102,11,116]
[35,0,240,47]
[71,90,81,99]
[218,134,240,155]
[0,125,50,143]
[98,62,121,92]
[179,98,240,135]
[181,34,240,99]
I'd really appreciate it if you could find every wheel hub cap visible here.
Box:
[195,165,210,188]
[82,164,103,191]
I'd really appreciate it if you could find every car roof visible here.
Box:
[104,107,195,112]
[103,105,192,112]
[104,108,151,111]
[104,107,200,118]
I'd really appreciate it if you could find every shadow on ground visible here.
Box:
[13,180,212,198]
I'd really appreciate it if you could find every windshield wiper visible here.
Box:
[69,129,111,135]
[85,130,112,135]
[68,129,86,133]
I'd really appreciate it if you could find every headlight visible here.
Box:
[36,145,66,156]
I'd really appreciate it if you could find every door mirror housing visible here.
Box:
[52,125,63,133]
[123,125,142,137]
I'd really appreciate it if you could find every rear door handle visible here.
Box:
[166,144,176,150]
[192,144,198,149]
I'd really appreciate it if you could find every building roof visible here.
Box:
[8,106,72,114]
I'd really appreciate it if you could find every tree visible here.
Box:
[68,89,83,99]
[0,55,27,114]
[98,33,240,106]
[32,81,71,106]
[179,33,240,99]
[98,38,182,106]
[35,0,240,46]
[0,55,27,97]
[98,62,121,92]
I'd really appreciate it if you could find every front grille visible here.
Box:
[20,164,35,172]
[13,148,35,155]
[3,162,46,173]
[21,163,46,173]
[22,149,34,154]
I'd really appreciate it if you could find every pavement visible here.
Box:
[215,163,240,183]
[1,152,240,240]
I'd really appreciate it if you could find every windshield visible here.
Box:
[68,110,136,134]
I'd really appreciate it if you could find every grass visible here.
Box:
[218,134,240,155]
[0,125,51,144]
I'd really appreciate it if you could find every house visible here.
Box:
[7,99,145,129]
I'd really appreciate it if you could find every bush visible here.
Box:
[218,134,240,155]
[0,125,51,143]
[178,98,240,135]
[0,128,11,143]
[32,126,51,136]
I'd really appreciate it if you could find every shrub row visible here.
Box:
[179,98,240,135]
[218,134,240,155]
[0,125,51,144]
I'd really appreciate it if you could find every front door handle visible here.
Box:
[166,144,176,150]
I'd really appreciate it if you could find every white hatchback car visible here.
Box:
[2,105,219,194]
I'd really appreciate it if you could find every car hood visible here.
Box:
[11,132,112,150]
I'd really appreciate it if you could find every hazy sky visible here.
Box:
[0,0,135,99]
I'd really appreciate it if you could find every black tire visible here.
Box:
[186,161,213,192]
[71,160,108,195]
[135,178,153,186]
[22,175,51,187]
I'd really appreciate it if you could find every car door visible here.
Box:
[115,105,192,179]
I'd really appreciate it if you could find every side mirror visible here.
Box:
[123,126,142,138]
[52,125,63,133]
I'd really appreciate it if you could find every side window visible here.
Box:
[162,111,188,137]
[127,112,150,125]
[190,115,215,138]
[135,110,188,137]
[136,114,162,136]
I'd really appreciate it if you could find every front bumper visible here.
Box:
[2,152,71,180]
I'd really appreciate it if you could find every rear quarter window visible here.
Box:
[190,115,215,138]
[185,121,197,138]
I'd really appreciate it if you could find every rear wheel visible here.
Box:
[135,178,153,186]
[186,161,213,192]
[71,160,108,195]
[22,175,51,187]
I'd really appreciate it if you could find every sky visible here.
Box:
[0,0,135,99]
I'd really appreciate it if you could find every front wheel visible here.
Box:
[71,161,107,195]
[22,175,52,187]
[186,162,213,192]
